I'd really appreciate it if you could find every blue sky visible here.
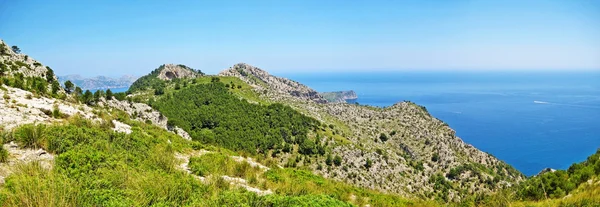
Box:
[1,0,599,76]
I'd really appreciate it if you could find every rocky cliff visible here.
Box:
[219,63,327,103]
[320,90,358,103]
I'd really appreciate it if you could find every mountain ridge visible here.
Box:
[58,74,138,90]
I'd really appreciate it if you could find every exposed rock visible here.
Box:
[0,86,99,130]
[102,98,191,140]
[536,168,557,176]
[112,120,132,134]
[0,39,60,83]
[171,126,192,141]
[219,63,327,103]
[104,98,168,128]
[0,142,54,184]
[157,64,200,81]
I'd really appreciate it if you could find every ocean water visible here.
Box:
[91,87,129,93]
[281,71,600,176]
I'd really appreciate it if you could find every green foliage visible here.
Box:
[64,80,74,93]
[431,153,439,162]
[105,89,113,99]
[0,146,8,163]
[428,173,453,202]
[152,82,319,154]
[11,45,20,54]
[379,133,388,142]
[364,158,373,169]
[45,67,55,82]
[333,155,342,166]
[12,124,46,148]
[0,115,421,206]
[515,148,600,201]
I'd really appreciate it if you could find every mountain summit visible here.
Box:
[219,63,327,103]
[128,64,203,93]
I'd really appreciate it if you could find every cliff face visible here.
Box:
[219,63,327,103]
[320,90,358,103]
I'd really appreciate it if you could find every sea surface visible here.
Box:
[281,71,600,176]
[91,87,129,93]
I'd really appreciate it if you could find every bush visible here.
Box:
[333,155,342,166]
[0,146,8,162]
[379,133,388,142]
[13,124,45,148]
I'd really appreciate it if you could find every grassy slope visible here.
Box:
[0,106,435,206]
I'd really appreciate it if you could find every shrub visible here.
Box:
[333,155,342,166]
[0,145,8,162]
[379,133,388,142]
[13,124,45,148]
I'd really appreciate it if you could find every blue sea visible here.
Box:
[281,71,600,176]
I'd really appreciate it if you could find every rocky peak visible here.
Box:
[219,63,327,103]
[156,64,200,80]
[0,39,58,82]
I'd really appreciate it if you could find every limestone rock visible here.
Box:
[219,63,327,103]
[157,64,200,80]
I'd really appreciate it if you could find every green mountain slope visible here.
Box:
[1,38,597,206]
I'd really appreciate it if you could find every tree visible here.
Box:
[93,90,102,101]
[45,67,55,82]
[333,155,342,166]
[105,89,113,100]
[83,90,93,104]
[379,133,388,142]
[11,45,20,54]
[64,80,74,93]
[74,87,83,97]
[325,154,333,166]
[51,81,60,95]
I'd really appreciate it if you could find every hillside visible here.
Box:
[1,38,598,206]
[0,40,62,97]
[0,39,432,206]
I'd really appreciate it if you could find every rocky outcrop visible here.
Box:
[0,86,99,130]
[0,142,54,184]
[102,98,191,140]
[219,63,327,103]
[0,39,59,81]
[320,90,358,103]
[157,64,200,81]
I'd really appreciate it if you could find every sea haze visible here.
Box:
[282,71,600,176]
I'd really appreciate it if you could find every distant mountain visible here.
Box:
[58,74,138,90]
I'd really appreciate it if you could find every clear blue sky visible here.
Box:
[1,0,599,76]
